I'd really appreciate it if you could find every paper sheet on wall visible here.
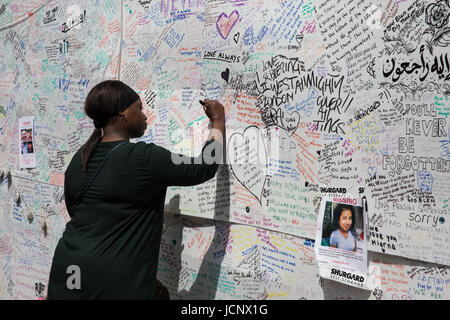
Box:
[315,196,369,289]
[19,116,36,169]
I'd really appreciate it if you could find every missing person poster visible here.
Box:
[314,196,370,289]
[19,116,36,169]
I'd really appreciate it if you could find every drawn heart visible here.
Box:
[216,10,240,39]
[221,68,230,83]
[233,32,240,44]
[228,126,267,205]
[295,34,304,46]
[283,111,300,136]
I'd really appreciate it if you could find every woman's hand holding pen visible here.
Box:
[200,99,225,145]
[200,99,225,121]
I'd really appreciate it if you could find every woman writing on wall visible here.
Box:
[47,80,225,299]
[329,204,357,252]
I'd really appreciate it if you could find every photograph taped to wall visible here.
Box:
[321,201,364,252]
[315,196,370,290]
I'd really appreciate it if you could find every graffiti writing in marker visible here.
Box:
[0,3,6,16]
[61,10,86,33]
[43,7,58,24]
[383,45,450,82]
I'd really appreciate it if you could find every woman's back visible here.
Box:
[48,139,220,299]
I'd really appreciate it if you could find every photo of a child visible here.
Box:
[320,201,364,252]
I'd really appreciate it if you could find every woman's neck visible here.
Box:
[101,134,129,142]
[100,125,130,142]
[338,228,348,237]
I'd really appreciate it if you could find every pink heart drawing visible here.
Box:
[216,10,239,40]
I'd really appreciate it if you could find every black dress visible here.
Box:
[47,139,220,299]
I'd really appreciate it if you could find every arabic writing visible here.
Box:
[383,45,450,82]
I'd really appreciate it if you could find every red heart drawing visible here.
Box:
[216,10,240,40]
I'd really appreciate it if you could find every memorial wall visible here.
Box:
[0,0,449,299]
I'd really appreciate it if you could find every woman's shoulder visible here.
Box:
[64,148,82,175]
[133,140,173,154]
[132,141,159,154]
[330,229,340,239]
[129,141,170,161]
[133,141,154,148]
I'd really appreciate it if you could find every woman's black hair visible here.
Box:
[80,80,128,172]
[332,204,355,231]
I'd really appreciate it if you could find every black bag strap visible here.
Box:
[71,141,128,212]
